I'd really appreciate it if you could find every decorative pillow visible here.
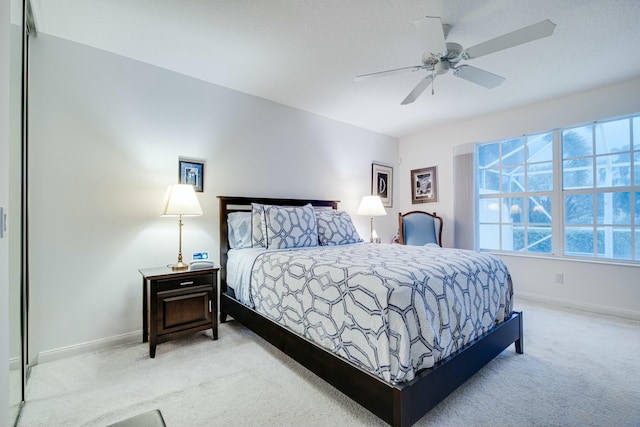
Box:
[263,204,318,249]
[251,203,267,248]
[315,210,363,246]
[228,212,252,249]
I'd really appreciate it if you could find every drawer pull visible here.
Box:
[180,281,194,286]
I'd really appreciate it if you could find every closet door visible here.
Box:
[7,1,36,424]
[1,0,12,424]
[7,1,23,424]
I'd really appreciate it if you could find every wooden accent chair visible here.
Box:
[398,211,443,247]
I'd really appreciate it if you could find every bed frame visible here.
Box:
[217,196,523,427]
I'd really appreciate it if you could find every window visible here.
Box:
[476,114,639,262]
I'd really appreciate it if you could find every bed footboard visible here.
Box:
[222,290,523,427]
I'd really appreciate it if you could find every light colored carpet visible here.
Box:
[17,299,640,427]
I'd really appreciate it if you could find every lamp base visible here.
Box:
[170,261,189,271]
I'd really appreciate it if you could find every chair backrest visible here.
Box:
[398,211,443,247]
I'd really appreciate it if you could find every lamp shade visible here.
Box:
[357,195,387,216]
[161,184,203,216]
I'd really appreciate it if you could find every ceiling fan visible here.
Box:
[355,17,556,105]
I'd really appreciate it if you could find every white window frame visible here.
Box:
[475,113,639,264]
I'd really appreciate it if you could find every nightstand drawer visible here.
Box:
[157,285,213,335]
[156,273,212,292]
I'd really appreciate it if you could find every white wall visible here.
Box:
[27,34,399,360]
[399,77,640,319]
[0,0,12,423]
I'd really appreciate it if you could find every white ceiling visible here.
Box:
[28,0,640,138]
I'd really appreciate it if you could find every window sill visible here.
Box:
[483,250,640,268]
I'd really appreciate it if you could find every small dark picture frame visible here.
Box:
[372,163,393,207]
[179,159,204,192]
[411,166,438,204]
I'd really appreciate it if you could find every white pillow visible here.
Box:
[227,212,252,249]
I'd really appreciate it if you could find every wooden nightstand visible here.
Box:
[139,265,219,358]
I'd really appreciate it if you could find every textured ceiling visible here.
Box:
[28,0,640,138]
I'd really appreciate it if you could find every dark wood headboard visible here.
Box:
[217,196,339,294]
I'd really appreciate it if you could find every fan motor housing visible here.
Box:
[446,42,463,56]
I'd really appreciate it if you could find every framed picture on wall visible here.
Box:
[372,163,393,207]
[179,159,204,192]
[411,166,438,204]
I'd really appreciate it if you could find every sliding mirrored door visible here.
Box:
[9,0,35,424]
[8,0,24,423]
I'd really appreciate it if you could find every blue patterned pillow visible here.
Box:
[263,204,318,249]
[316,210,363,246]
[251,203,267,248]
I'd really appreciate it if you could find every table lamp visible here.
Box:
[162,184,203,271]
[357,195,387,242]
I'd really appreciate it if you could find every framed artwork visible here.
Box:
[411,166,438,204]
[179,159,204,192]
[372,163,393,207]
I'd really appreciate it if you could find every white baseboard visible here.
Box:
[36,330,142,365]
[32,295,639,365]
[516,292,640,321]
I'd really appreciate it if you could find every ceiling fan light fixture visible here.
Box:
[434,61,449,75]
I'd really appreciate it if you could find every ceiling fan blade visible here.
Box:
[453,65,505,88]
[414,16,447,55]
[401,74,434,105]
[354,65,423,82]
[463,19,556,60]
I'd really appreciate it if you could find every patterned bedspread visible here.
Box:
[247,243,513,384]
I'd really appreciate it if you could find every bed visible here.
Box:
[218,196,523,427]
